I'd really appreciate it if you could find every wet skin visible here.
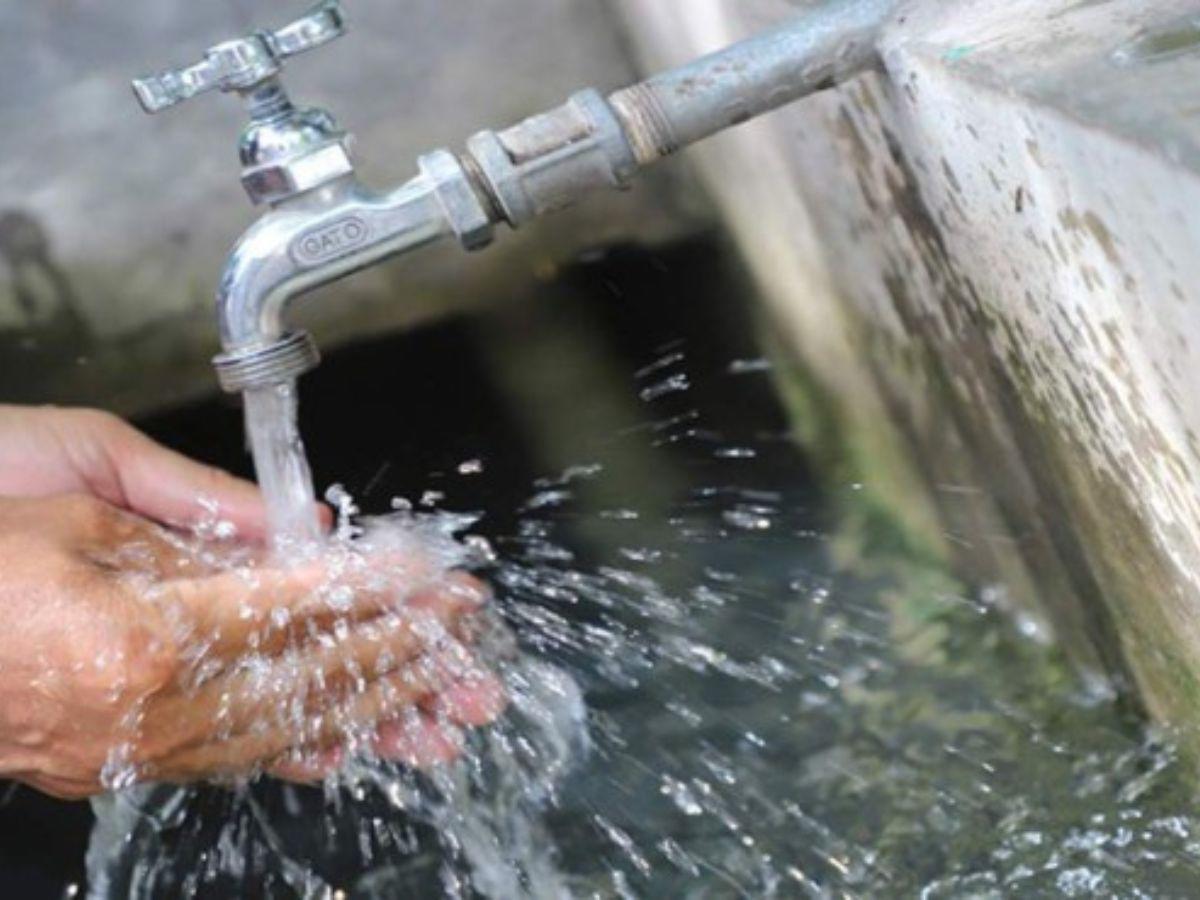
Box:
[0,405,504,799]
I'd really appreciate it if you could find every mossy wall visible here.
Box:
[619,0,1200,736]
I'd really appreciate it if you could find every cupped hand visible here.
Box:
[0,407,507,798]
[0,493,505,798]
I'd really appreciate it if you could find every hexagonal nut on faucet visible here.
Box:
[241,139,355,206]
[418,150,495,251]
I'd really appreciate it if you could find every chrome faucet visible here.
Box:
[132,0,898,394]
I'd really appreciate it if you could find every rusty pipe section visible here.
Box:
[609,0,899,166]
[468,0,898,229]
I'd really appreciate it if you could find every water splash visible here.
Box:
[88,494,589,897]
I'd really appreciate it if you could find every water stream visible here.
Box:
[65,240,1200,897]
[242,383,323,554]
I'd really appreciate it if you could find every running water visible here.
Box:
[243,383,323,553]
[247,381,590,897]
[87,376,593,897]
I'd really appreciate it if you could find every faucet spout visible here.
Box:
[212,151,495,392]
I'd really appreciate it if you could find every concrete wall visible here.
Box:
[618,0,1200,733]
[0,0,712,413]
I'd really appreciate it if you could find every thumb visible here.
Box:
[114,427,274,541]
[67,410,331,543]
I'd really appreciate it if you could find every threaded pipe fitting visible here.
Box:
[213,329,320,393]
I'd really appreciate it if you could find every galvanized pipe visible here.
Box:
[609,0,898,165]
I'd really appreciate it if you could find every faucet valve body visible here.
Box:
[133,0,353,208]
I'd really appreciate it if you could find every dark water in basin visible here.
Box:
[5,236,1200,897]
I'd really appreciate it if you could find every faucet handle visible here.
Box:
[132,0,347,113]
[269,0,347,59]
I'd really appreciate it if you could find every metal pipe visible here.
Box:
[609,0,898,165]
[466,0,898,230]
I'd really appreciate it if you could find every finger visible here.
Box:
[161,562,332,659]
[266,744,344,784]
[150,668,433,782]
[267,706,470,781]
[141,613,472,750]
[164,561,387,659]
[165,561,487,662]
[139,581,487,764]
[95,420,274,541]
[422,670,508,728]
[407,571,491,612]
[371,711,464,768]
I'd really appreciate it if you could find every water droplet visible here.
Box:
[714,447,757,459]
[723,509,772,531]
[419,490,445,507]
[640,373,690,401]
[660,775,703,816]
[635,351,686,380]
[728,357,772,374]
[464,534,497,563]
[457,458,484,475]
[523,489,571,511]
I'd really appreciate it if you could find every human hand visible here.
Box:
[0,493,505,798]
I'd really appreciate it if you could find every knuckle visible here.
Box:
[70,408,140,462]
[124,732,173,773]
[80,614,177,701]
[121,630,178,695]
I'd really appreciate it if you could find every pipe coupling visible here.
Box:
[213,329,321,392]
[464,89,637,227]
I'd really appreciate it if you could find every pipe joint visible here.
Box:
[465,89,638,227]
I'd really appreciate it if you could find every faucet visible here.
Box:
[132,0,897,395]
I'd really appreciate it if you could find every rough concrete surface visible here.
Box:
[618,0,1200,735]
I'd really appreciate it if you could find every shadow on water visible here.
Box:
[4,235,1200,897]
